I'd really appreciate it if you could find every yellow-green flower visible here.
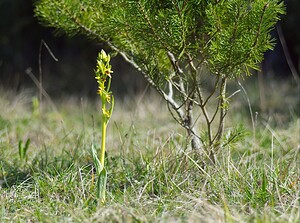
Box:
[105,68,113,78]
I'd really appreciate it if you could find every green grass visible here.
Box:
[0,82,299,223]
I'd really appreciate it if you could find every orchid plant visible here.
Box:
[92,49,114,202]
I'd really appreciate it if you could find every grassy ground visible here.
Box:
[0,78,299,223]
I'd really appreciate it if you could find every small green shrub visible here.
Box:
[35,0,285,158]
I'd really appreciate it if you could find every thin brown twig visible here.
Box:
[277,25,300,85]
[212,77,227,144]
[203,76,220,107]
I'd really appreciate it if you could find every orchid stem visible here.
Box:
[100,103,106,166]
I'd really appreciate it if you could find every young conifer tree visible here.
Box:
[35,0,285,160]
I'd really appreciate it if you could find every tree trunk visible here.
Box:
[185,95,202,151]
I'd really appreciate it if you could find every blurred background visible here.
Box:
[0,0,299,101]
[0,0,148,97]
